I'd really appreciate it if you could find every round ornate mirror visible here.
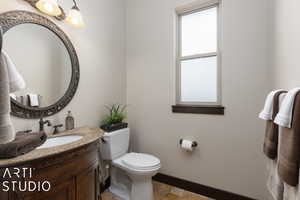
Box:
[0,10,80,119]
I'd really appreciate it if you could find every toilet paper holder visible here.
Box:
[179,139,198,148]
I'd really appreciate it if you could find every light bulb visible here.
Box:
[66,7,85,27]
[36,0,62,16]
[43,2,54,12]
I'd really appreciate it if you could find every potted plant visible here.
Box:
[100,104,128,132]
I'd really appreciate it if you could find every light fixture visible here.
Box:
[25,0,85,28]
[35,0,62,16]
[66,1,85,27]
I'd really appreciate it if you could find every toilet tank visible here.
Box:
[100,128,130,160]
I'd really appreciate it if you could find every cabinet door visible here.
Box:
[77,164,99,200]
[0,191,8,200]
[24,178,76,200]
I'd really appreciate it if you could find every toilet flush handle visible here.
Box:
[101,137,107,143]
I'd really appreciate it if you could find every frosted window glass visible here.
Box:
[181,7,217,56]
[181,57,217,102]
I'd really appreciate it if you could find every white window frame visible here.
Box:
[176,0,222,106]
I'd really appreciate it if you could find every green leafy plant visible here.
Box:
[102,104,127,126]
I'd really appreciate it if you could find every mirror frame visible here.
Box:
[0,10,80,119]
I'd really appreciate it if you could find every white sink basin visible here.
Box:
[37,135,83,149]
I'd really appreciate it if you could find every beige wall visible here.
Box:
[272,0,300,89]
[0,0,126,132]
[126,0,272,199]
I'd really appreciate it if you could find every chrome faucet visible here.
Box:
[39,117,52,132]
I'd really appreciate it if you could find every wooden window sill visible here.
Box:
[172,105,225,115]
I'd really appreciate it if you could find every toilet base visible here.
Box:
[109,166,131,200]
[131,178,154,200]
[109,165,156,200]
[109,185,130,200]
[110,178,154,200]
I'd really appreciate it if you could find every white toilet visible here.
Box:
[100,128,161,200]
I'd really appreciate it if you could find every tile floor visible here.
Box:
[101,181,212,200]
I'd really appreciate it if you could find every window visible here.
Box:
[174,1,223,114]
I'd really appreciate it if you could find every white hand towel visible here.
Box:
[283,183,298,200]
[28,94,39,107]
[283,170,300,200]
[267,159,284,200]
[267,93,286,200]
[0,53,15,144]
[259,89,285,120]
[2,51,26,93]
[274,88,300,128]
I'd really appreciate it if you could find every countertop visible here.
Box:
[0,126,104,168]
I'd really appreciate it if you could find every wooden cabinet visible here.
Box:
[0,141,101,200]
[24,178,76,200]
[77,164,99,200]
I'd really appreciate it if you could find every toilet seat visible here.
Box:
[122,153,160,170]
[113,152,160,171]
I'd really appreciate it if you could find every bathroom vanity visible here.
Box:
[0,127,103,200]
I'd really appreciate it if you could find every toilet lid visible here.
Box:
[122,153,160,170]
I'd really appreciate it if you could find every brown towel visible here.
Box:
[264,91,287,159]
[0,131,47,159]
[278,92,300,186]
